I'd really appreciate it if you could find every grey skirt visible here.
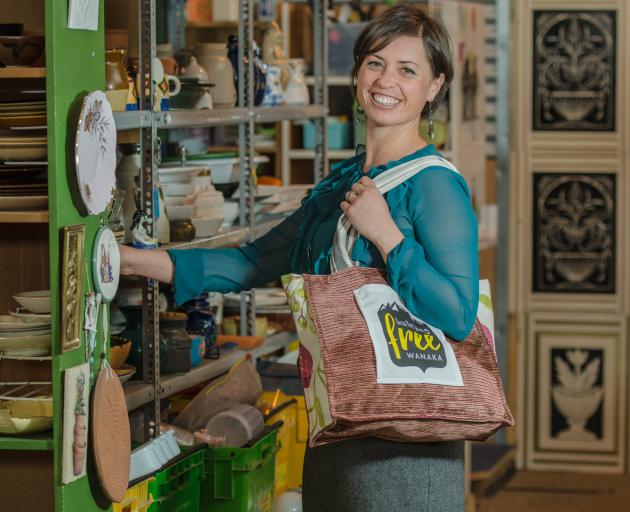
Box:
[302,437,464,512]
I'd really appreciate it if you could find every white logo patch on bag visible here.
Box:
[354,284,464,386]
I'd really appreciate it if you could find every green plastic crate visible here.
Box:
[201,427,280,512]
[148,447,205,512]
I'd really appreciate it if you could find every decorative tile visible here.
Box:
[533,10,616,131]
[533,173,615,293]
[550,347,603,441]
[536,332,616,453]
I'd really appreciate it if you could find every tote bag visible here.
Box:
[282,155,514,447]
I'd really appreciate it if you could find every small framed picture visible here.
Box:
[68,0,100,31]
[62,363,90,484]
[61,224,85,353]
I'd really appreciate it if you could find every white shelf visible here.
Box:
[252,331,297,360]
[254,105,328,123]
[112,111,152,130]
[157,108,248,128]
[160,218,285,252]
[289,148,355,160]
[306,75,352,86]
[124,330,296,411]
[162,226,248,251]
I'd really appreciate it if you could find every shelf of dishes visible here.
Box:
[288,148,355,160]
[113,105,328,131]
[305,75,352,86]
[0,68,46,79]
[0,211,48,223]
[162,217,283,251]
[0,432,53,451]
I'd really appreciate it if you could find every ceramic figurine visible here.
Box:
[262,65,284,106]
[227,35,267,106]
[262,21,290,88]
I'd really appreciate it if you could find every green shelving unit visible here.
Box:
[0,0,327,510]
[0,434,54,451]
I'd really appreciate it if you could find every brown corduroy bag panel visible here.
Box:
[302,267,514,445]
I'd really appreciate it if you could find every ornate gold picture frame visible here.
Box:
[61,224,85,353]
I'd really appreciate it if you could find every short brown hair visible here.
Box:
[351,5,454,117]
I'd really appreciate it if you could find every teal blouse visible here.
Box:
[168,144,479,340]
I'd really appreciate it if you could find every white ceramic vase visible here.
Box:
[284,58,309,105]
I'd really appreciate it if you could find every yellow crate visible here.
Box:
[259,390,307,493]
[112,477,154,512]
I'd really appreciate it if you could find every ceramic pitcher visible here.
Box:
[105,49,130,112]
[195,43,236,108]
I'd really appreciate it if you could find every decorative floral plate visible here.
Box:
[75,91,117,215]
[92,226,120,303]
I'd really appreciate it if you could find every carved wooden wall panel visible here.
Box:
[511,0,628,474]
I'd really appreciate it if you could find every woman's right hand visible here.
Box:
[118,243,137,276]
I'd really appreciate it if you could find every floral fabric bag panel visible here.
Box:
[282,274,333,439]
[477,279,495,354]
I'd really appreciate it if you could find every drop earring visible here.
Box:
[428,101,435,141]
[354,105,366,124]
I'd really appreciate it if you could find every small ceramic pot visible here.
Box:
[157,43,179,75]
[169,219,196,242]
[180,56,210,83]
[284,58,309,105]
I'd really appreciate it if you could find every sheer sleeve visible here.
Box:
[386,168,479,340]
[167,207,303,304]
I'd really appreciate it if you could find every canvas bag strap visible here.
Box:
[330,155,460,272]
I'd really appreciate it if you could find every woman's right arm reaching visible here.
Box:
[119,207,304,305]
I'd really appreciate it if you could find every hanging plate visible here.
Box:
[91,366,130,502]
[92,226,120,303]
[75,91,117,215]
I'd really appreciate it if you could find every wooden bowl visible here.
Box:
[109,336,132,370]
[0,35,45,66]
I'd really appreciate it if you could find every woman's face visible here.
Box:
[356,35,445,129]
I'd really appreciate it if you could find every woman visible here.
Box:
[120,6,477,510]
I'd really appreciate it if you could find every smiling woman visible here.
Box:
[119,5,476,512]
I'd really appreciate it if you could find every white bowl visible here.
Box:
[160,430,181,458]
[166,204,194,221]
[164,196,185,207]
[191,175,212,188]
[195,207,224,218]
[162,183,194,196]
[195,194,224,209]
[191,217,224,237]
[12,290,50,314]
[223,201,239,226]
[129,441,162,482]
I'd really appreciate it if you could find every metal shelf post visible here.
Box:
[312,0,329,183]
[139,0,160,442]
[239,0,257,336]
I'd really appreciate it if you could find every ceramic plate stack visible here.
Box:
[0,100,47,131]
[0,103,47,210]
[0,384,53,435]
[0,291,52,356]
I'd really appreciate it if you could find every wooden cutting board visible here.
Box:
[91,365,130,503]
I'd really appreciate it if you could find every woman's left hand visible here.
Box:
[340,176,404,261]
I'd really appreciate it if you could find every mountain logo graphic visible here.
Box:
[377,302,447,372]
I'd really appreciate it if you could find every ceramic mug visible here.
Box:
[136,58,182,111]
